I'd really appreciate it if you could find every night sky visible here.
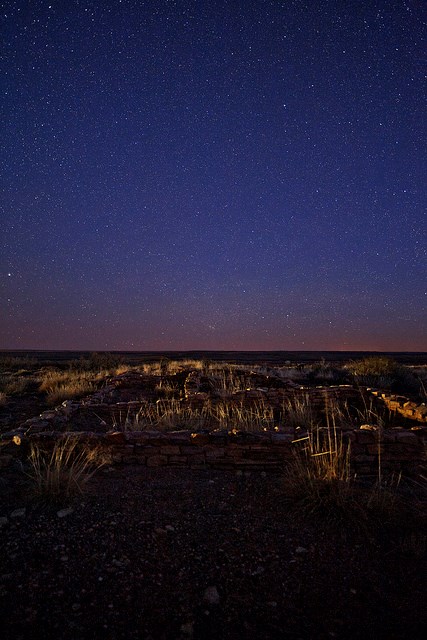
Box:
[1,0,426,351]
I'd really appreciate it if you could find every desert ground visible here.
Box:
[0,352,426,639]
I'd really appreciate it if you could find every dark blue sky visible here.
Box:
[1,0,426,350]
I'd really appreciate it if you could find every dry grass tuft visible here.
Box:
[117,398,275,432]
[0,356,38,371]
[282,417,415,533]
[0,374,32,396]
[38,364,129,406]
[282,393,317,430]
[39,370,98,405]
[26,437,106,502]
[282,414,366,526]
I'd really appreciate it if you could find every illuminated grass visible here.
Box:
[116,398,275,433]
[38,365,130,406]
[27,436,106,502]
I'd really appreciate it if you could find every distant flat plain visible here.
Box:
[1,350,426,365]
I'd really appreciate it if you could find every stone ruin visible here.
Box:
[0,367,426,480]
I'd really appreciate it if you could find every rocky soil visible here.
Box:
[0,466,426,640]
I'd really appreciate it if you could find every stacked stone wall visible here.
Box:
[369,390,427,423]
[1,427,425,480]
[1,370,426,480]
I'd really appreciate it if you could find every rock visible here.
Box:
[295,546,308,554]
[10,508,26,519]
[154,528,167,535]
[203,586,220,605]
[57,507,74,518]
[180,622,194,637]
[112,558,129,568]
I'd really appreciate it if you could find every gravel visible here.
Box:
[0,466,425,640]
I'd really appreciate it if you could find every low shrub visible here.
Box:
[0,356,38,372]
[347,356,399,389]
[347,356,419,394]
[348,356,399,377]
[69,352,124,372]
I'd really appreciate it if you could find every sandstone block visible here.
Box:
[403,401,418,409]
[168,455,188,465]
[160,445,181,455]
[205,448,226,459]
[105,431,127,444]
[136,445,160,455]
[190,433,210,445]
[167,431,192,444]
[394,432,418,444]
[146,455,167,467]
[181,445,201,455]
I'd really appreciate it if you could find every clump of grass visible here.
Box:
[155,379,180,398]
[346,356,419,394]
[400,532,427,558]
[39,370,98,405]
[26,436,105,502]
[348,356,399,378]
[210,400,274,431]
[409,366,427,399]
[282,414,416,534]
[68,352,124,372]
[364,477,403,522]
[276,366,307,382]
[45,382,96,406]
[282,393,317,430]
[116,397,275,433]
[38,362,130,406]
[0,375,32,396]
[282,417,363,526]
[127,399,207,431]
[211,368,247,395]
[0,355,38,372]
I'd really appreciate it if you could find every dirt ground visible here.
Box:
[0,465,425,640]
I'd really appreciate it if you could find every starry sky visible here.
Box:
[1,0,426,352]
